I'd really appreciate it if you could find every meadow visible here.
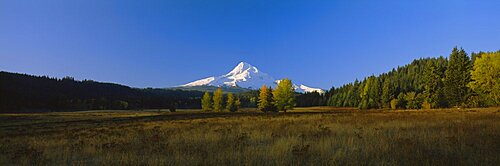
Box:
[1,107,499,165]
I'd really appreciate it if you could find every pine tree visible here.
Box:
[213,88,223,112]
[273,79,295,112]
[258,85,276,112]
[423,60,444,108]
[201,92,212,111]
[359,77,376,109]
[352,80,362,107]
[368,77,381,108]
[444,47,472,107]
[381,78,394,108]
[258,85,270,112]
[435,56,449,107]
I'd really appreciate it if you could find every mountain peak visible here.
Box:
[227,62,258,75]
[180,61,324,93]
[238,61,251,66]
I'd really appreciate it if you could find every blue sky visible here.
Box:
[1,0,500,89]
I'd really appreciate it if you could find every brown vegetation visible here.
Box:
[1,107,499,165]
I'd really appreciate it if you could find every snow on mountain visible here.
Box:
[183,77,216,86]
[181,62,324,93]
[274,80,325,94]
[298,84,325,94]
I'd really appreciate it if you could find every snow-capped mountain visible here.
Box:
[181,62,325,93]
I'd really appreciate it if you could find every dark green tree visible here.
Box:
[258,85,276,112]
[444,47,472,107]
[381,78,394,108]
[423,60,444,108]
[368,77,382,108]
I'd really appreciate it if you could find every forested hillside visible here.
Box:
[1,47,498,112]
[0,72,204,112]
[0,71,314,112]
[326,47,500,109]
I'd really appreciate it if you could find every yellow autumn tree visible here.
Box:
[469,52,500,106]
[258,85,275,112]
[212,88,223,112]
[201,92,212,111]
[273,79,295,112]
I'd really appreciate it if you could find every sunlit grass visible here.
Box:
[1,107,499,165]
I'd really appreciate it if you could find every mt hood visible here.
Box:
[181,62,324,93]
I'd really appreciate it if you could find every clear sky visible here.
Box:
[1,0,500,89]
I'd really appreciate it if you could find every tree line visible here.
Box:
[0,71,204,112]
[326,47,500,109]
[200,78,297,112]
[0,71,301,112]
[201,88,241,112]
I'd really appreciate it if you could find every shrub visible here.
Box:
[422,101,432,109]
[169,103,177,112]
[390,99,398,109]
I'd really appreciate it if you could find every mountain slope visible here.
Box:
[181,62,325,93]
[169,85,252,93]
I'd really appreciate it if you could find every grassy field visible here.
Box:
[1,107,499,165]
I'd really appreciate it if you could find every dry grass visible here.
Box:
[1,107,499,165]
